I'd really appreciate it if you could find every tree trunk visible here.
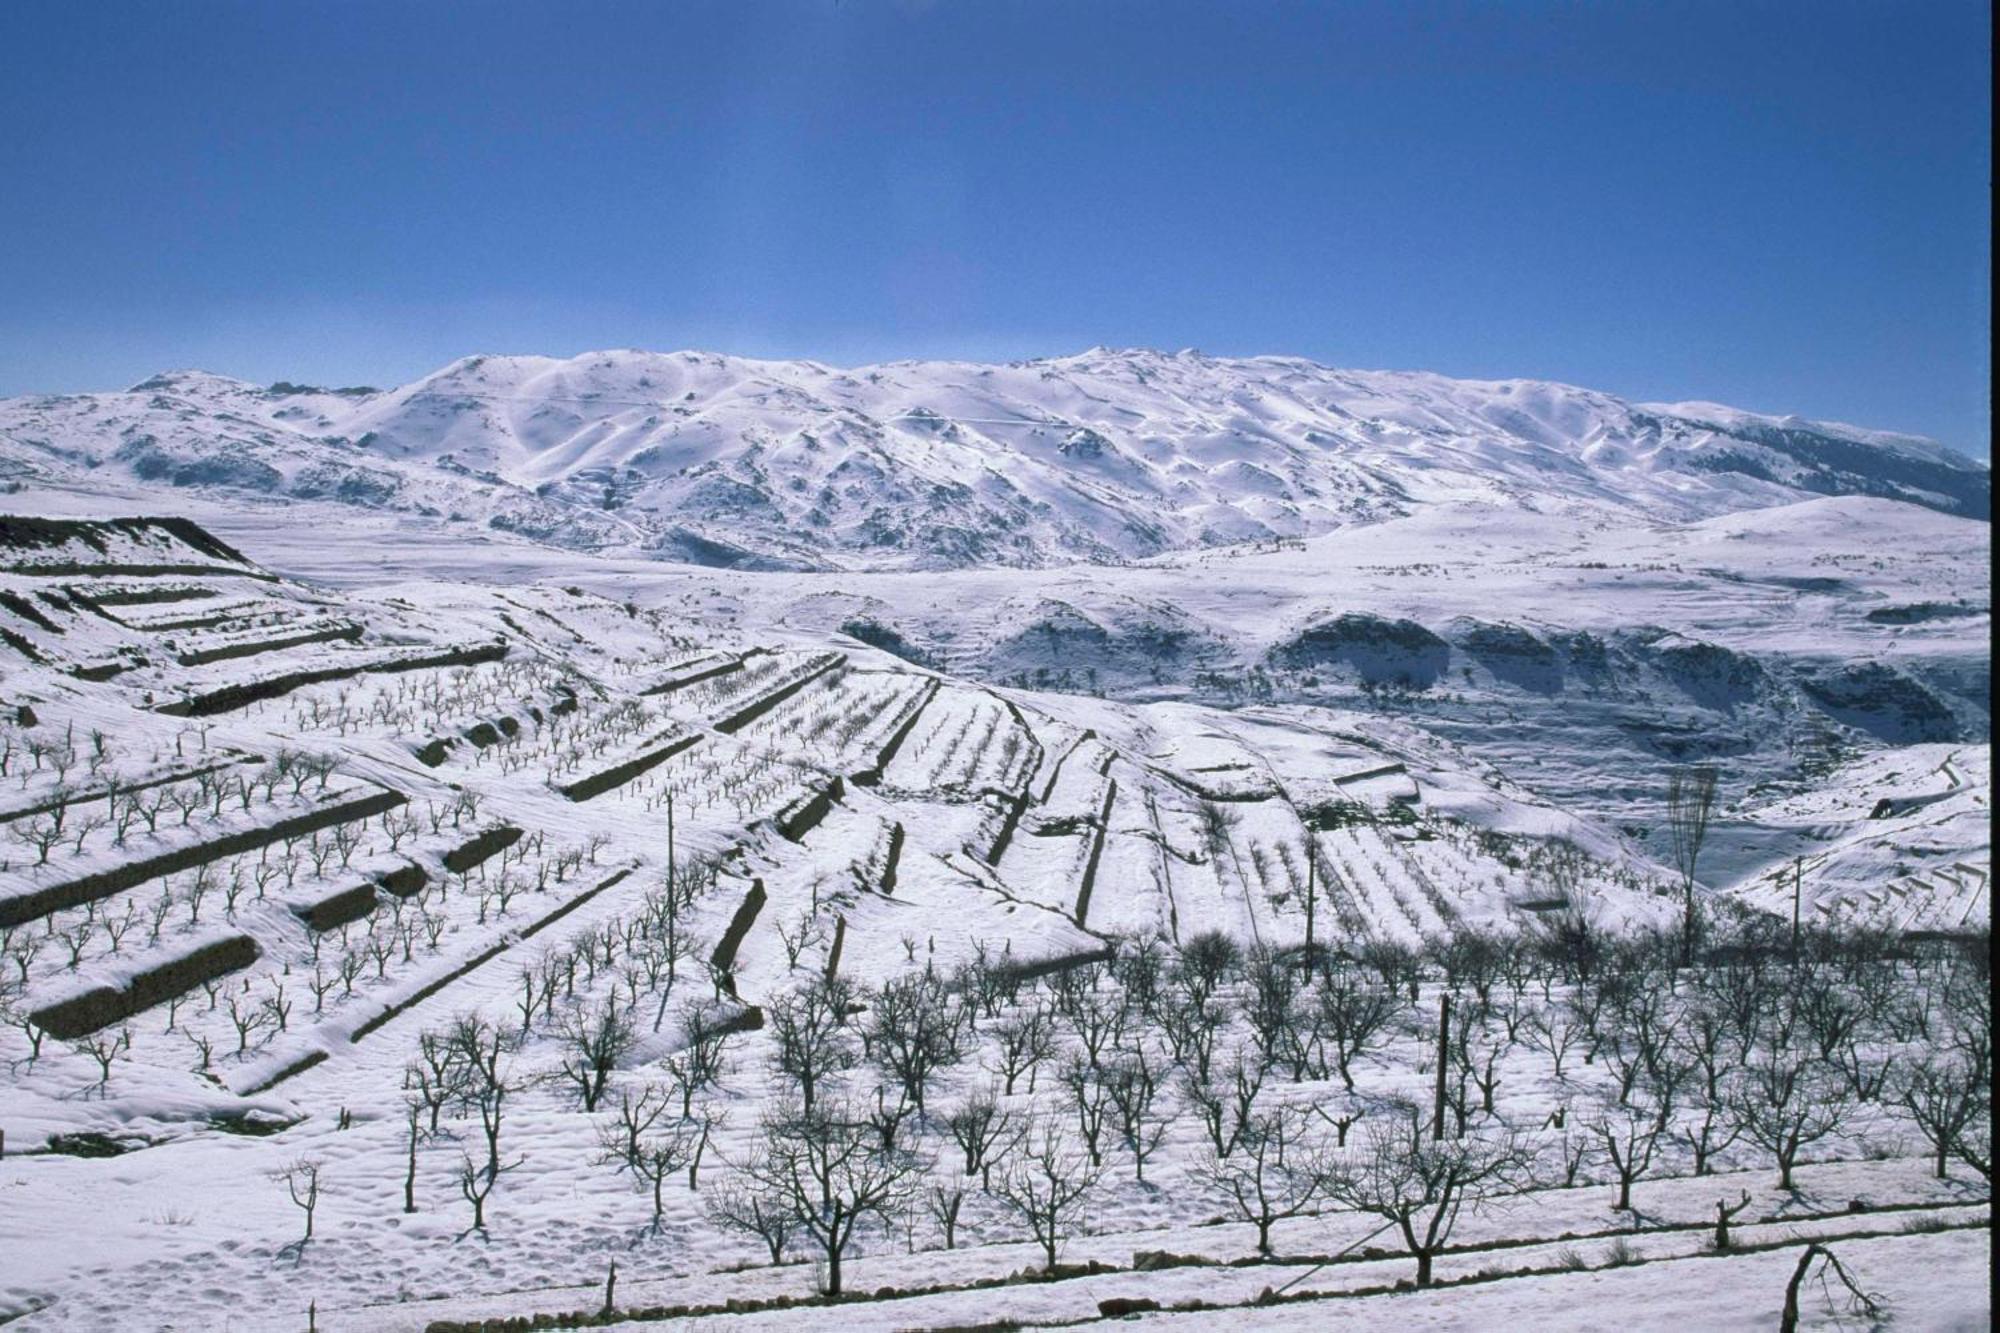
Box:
[404,1124,419,1213]
[1414,1249,1433,1287]
[1779,1246,1816,1332]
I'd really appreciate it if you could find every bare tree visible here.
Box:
[705,1170,798,1263]
[1185,1045,1268,1159]
[406,1029,467,1133]
[1894,1054,1987,1181]
[737,1098,926,1296]
[1195,1103,1331,1256]
[1526,1003,1582,1083]
[456,1150,517,1236]
[271,1158,325,1245]
[1102,1049,1170,1182]
[990,1120,1101,1273]
[1730,1055,1848,1190]
[926,1174,969,1249]
[990,1004,1055,1096]
[869,971,963,1116]
[1175,930,1241,1010]
[1665,766,1718,958]
[72,1026,130,1095]
[596,1083,698,1227]
[945,1084,1020,1188]
[767,976,858,1113]
[1591,1105,1664,1212]
[1313,974,1401,1092]
[549,999,636,1112]
[1,989,48,1068]
[1321,1115,1537,1287]
[10,812,63,866]
[1057,1054,1113,1168]
[447,1014,519,1180]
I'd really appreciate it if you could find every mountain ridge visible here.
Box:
[1,347,1986,571]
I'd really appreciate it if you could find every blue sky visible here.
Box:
[0,2,1989,454]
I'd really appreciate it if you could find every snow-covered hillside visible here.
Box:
[1,348,1986,569]
[1,511,1988,1331]
[0,348,1989,1331]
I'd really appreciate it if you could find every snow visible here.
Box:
[3,348,1986,575]
[0,349,1989,1332]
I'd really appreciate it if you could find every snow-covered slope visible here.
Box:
[1,513,1988,1331]
[1717,743,1989,934]
[131,489,1981,861]
[1,349,1986,569]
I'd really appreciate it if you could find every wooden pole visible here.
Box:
[1432,992,1450,1141]
[1304,842,1317,957]
[1790,857,1802,957]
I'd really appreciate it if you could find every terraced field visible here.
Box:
[0,516,1987,1331]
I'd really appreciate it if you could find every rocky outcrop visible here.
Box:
[1270,612,1451,688]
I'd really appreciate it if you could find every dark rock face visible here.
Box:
[1270,612,1451,688]
[1458,620,1563,694]
[840,617,938,669]
[289,462,400,505]
[1799,661,1961,742]
[1681,418,1991,520]
[1636,633,1770,712]
[1865,601,1989,625]
[1059,428,1111,459]
[120,440,284,492]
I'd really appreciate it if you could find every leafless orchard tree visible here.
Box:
[548,998,636,1112]
[1321,1115,1537,1288]
[596,1083,699,1228]
[1195,1102,1332,1256]
[1894,1054,1989,1181]
[735,1098,927,1296]
[766,975,858,1113]
[945,1084,1020,1188]
[1591,1103,1665,1212]
[705,1168,799,1263]
[990,1119,1101,1274]
[989,1004,1055,1096]
[1729,1054,1848,1191]
[1311,970,1403,1091]
[869,970,964,1116]
[446,1014,519,1181]
[270,1157,325,1246]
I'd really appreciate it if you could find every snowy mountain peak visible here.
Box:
[2,348,1985,571]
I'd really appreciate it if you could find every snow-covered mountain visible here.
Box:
[0,348,1985,570]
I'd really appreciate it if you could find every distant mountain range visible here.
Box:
[0,347,1986,569]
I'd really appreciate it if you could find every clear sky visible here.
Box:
[1,1,1989,454]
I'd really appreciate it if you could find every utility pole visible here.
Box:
[1789,856,1804,959]
[666,791,676,893]
[1432,992,1450,1141]
[1304,841,1318,958]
